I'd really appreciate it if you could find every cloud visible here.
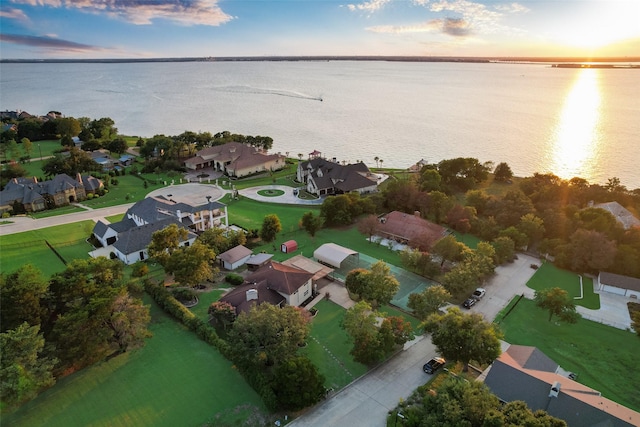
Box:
[347,0,391,13]
[0,33,107,53]
[367,17,471,37]
[494,2,529,14]
[9,0,233,26]
[0,7,31,24]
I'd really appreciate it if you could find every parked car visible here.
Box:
[463,297,476,309]
[472,288,486,300]
[423,357,446,374]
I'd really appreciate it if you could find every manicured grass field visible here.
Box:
[0,221,95,276]
[303,299,368,390]
[80,173,170,209]
[190,289,226,321]
[3,299,266,427]
[499,298,639,411]
[526,262,600,309]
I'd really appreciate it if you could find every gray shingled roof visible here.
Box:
[92,220,109,238]
[599,272,640,292]
[485,360,635,427]
[113,218,195,254]
[507,345,559,373]
[219,281,285,315]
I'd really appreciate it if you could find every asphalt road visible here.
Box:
[288,254,542,427]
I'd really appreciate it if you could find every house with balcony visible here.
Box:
[92,195,227,265]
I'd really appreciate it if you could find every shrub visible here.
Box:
[225,273,244,286]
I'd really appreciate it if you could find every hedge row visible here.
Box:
[143,280,278,410]
[144,280,230,357]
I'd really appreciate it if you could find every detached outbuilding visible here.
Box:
[281,240,298,253]
[597,272,640,299]
[217,245,253,270]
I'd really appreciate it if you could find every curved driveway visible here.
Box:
[239,185,323,205]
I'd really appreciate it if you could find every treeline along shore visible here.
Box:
[2,55,639,64]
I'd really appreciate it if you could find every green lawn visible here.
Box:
[80,173,169,209]
[379,304,422,331]
[302,299,368,390]
[499,298,639,411]
[190,289,227,321]
[526,262,600,309]
[3,299,266,427]
[0,221,95,276]
[29,205,87,218]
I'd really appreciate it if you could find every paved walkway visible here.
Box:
[239,185,323,205]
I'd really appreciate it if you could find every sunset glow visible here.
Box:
[550,69,602,181]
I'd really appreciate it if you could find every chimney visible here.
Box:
[414,211,420,217]
[549,381,561,398]
[246,289,258,301]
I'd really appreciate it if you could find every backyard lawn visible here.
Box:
[3,299,266,427]
[0,221,95,276]
[303,299,368,390]
[526,262,600,309]
[499,298,639,412]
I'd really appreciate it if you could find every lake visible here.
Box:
[1,60,639,188]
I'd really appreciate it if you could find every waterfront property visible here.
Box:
[296,153,378,196]
[183,142,286,178]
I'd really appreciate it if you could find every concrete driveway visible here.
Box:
[238,185,323,205]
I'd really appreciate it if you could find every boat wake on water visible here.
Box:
[213,85,323,101]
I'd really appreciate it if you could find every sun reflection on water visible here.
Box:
[549,69,602,181]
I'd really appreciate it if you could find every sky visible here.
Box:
[0,0,639,59]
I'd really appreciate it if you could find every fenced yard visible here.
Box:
[499,298,640,412]
[0,221,95,276]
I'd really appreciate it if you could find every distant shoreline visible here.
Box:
[1,55,639,64]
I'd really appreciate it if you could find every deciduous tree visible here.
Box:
[357,214,379,242]
[259,214,282,243]
[272,356,326,410]
[148,223,189,267]
[423,307,502,372]
[165,241,217,287]
[493,162,513,182]
[534,287,580,323]
[407,284,451,320]
[301,211,323,238]
[228,304,309,369]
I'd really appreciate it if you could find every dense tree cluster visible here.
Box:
[342,301,414,365]
[227,304,325,410]
[422,307,502,372]
[344,260,400,308]
[0,259,150,407]
[395,376,567,426]
[378,160,640,280]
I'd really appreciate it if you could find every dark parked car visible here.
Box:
[423,357,446,374]
[463,297,476,309]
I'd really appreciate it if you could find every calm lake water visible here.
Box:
[1,61,639,188]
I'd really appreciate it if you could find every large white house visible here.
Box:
[92,195,228,265]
